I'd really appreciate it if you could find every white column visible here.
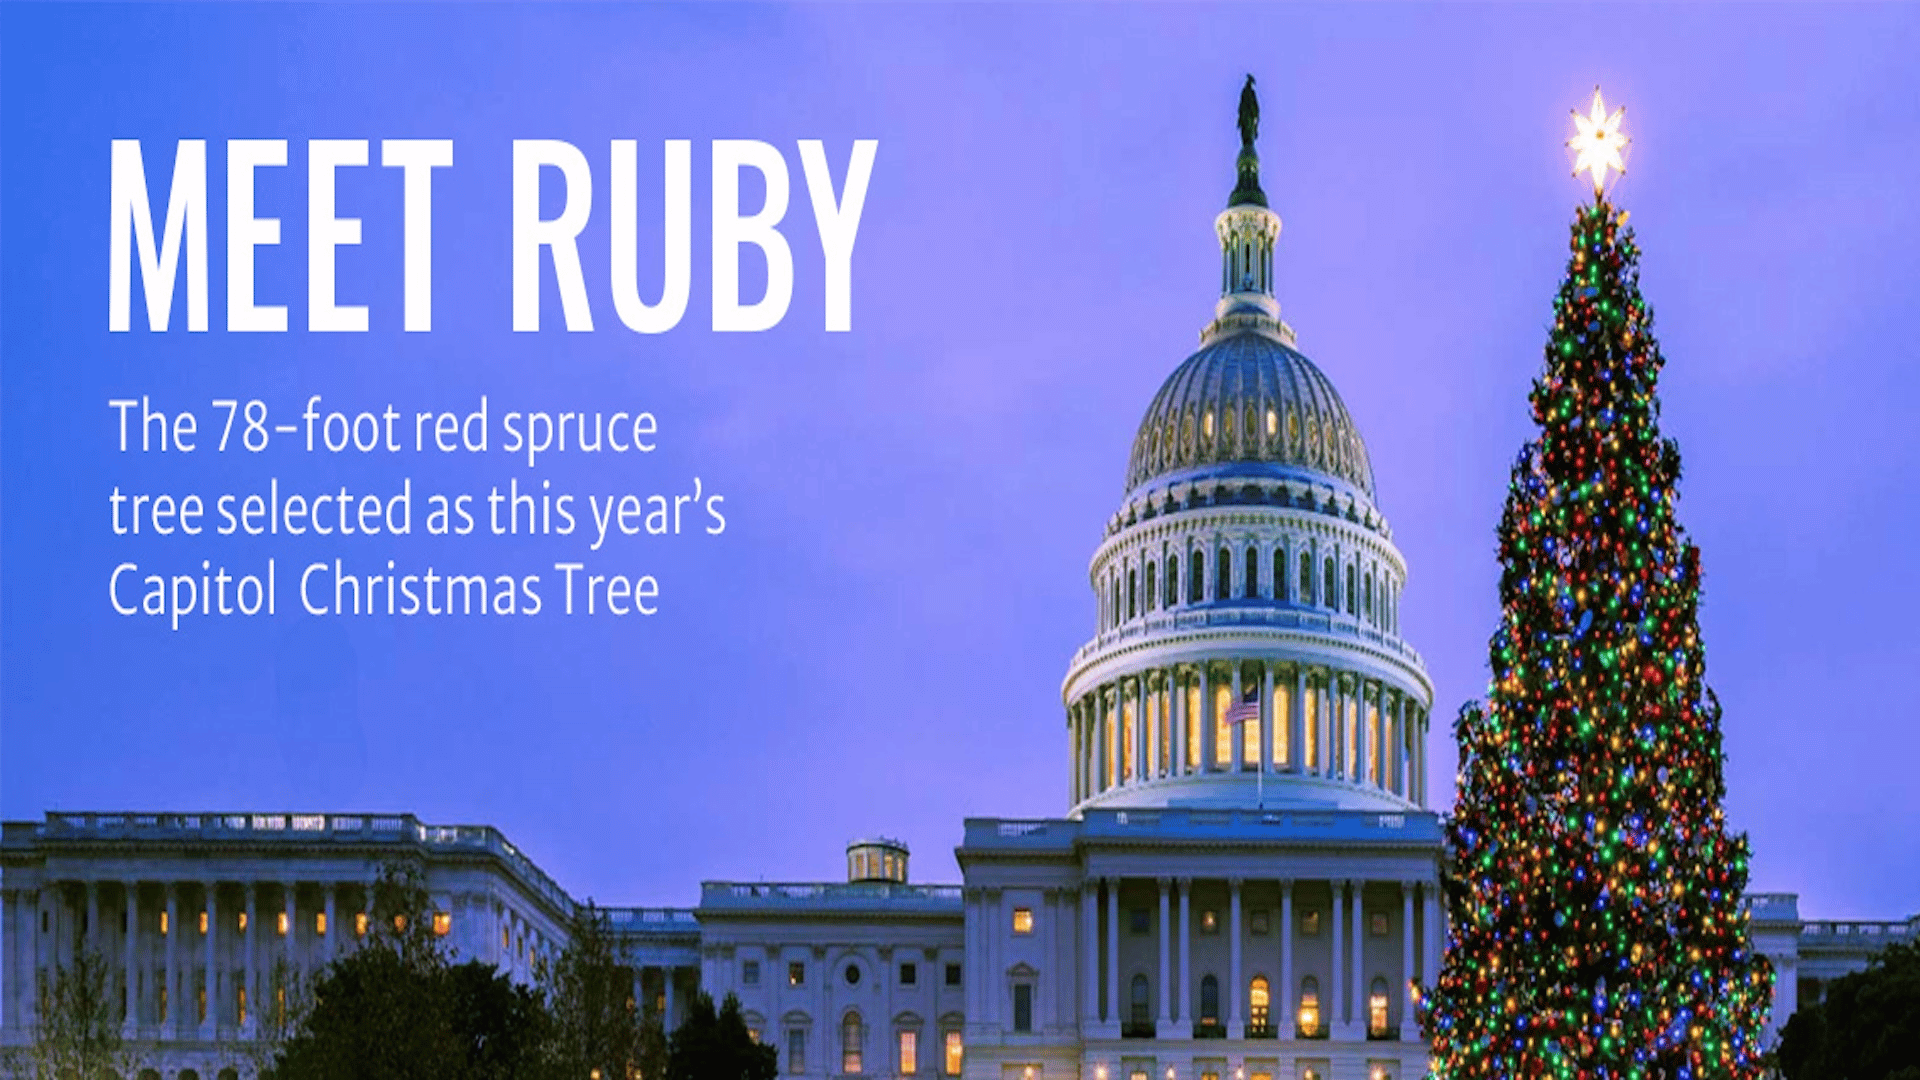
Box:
[1105,877,1119,1026]
[23,889,42,1033]
[1229,666,1244,772]
[123,883,139,1037]
[1318,675,1333,775]
[1360,681,1376,786]
[164,883,181,1039]
[1291,667,1307,774]
[1422,881,1441,991]
[1,889,14,1036]
[1350,880,1364,1036]
[243,883,257,1033]
[282,881,298,976]
[1082,884,1099,1025]
[1134,677,1149,784]
[1329,880,1343,1036]
[1279,881,1294,1034]
[324,885,338,963]
[1171,668,1187,774]
[1156,878,1172,1029]
[1075,703,1090,803]
[1262,663,1276,772]
[86,881,101,961]
[1401,881,1418,1039]
[1227,879,1244,1035]
[203,881,218,1035]
[1177,877,1193,1025]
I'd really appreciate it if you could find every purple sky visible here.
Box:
[4,4,1917,921]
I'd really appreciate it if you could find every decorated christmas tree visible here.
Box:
[1422,91,1774,1080]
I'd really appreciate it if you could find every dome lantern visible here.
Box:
[846,837,909,884]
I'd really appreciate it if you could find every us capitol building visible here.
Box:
[2,94,1911,1080]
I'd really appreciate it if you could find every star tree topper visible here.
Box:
[1568,86,1629,193]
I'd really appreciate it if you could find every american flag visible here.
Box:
[1225,686,1259,726]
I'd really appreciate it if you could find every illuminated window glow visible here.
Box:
[316,912,328,936]
[276,912,288,936]
[1299,976,1321,1037]
[943,1031,962,1076]
[842,1012,863,1074]
[1369,977,1391,1036]
[898,1029,918,1075]
[1012,907,1034,934]
[433,912,451,937]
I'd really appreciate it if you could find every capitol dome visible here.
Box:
[1062,93,1432,816]
[1125,329,1376,498]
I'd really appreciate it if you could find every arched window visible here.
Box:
[843,1012,864,1074]
[1273,549,1287,601]
[1112,575,1122,627]
[1167,556,1180,607]
[1129,973,1151,1027]
[1345,566,1356,614]
[1364,573,1374,623]
[1127,569,1137,620]
[1199,974,1220,1026]
[1190,551,1205,604]
[1298,976,1322,1037]
[1216,546,1232,600]
[1323,557,1336,610]
[1368,977,1390,1038]
[1300,552,1313,604]
[1145,560,1157,611]
[1244,546,1259,598]
[1249,975,1271,1031]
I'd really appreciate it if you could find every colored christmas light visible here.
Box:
[1421,99,1772,1080]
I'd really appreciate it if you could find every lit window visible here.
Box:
[502,926,509,949]
[433,912,451,937]
[1369,977,1391,1037]
[748,1027,761,1044]
[1200,909,1219,934]
[898,1029,918,1075]
[159,910,169,936]
[789,962,806,987]
[786,1028,806,1074]
[842,1013,864,1074]
[197,985,207,1023]
[1013,983,1033,1033]
[394,914,407,932]
[276,912,289,936]
[1250,975,1271,1030]
[1300,910,1320,936]
[899,962,916,986]
[743,960,761,986]
[358,912,369,937]
[943,1030,962,1076]
[237,986,247,1026]
[238,912,248,933]
[1012,907,1034,935]
[945,963,962,987]
[1299,976,1321,1037]
[198,911,209,935]
[316,912,328,936]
